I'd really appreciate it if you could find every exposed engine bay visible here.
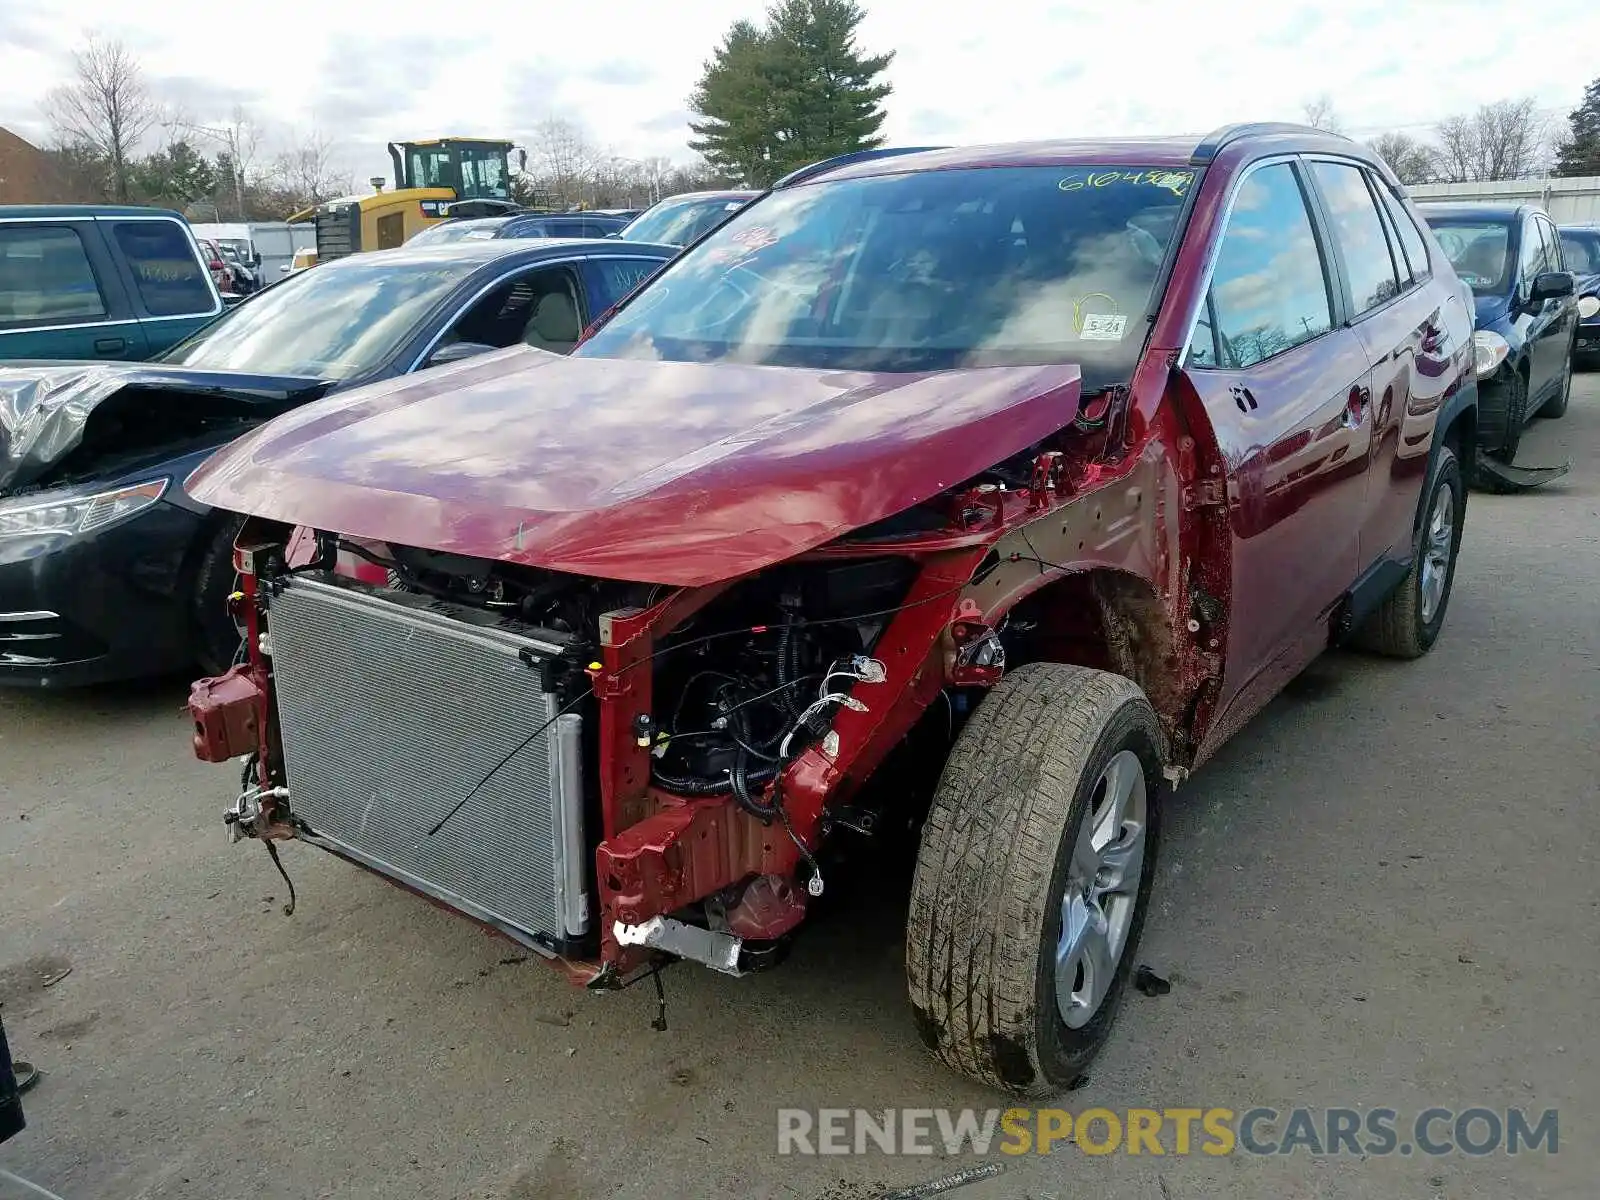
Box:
[189,433,1118,985]
[362,543,915,813]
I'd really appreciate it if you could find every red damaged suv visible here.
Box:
[185,124,1476,1094]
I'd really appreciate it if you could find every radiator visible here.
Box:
[264,574,588,949]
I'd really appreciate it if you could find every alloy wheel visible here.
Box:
[1055,749,1147,1028]
[1419,483,1455,623]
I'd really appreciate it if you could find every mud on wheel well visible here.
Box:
[1000,570,1184,740]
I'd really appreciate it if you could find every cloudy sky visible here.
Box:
[0,0,1593,186]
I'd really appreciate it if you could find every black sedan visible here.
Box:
[0,236,676,687]
[1422,202,1577,465]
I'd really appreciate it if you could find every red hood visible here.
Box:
[185,346,1082,587]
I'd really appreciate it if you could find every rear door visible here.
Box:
[0,218,147,361]
[103,216,224,355]
[1181,158,1371,711]
[1304,158,1442,569]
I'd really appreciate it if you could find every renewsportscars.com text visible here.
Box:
[776,1106,1558,1158]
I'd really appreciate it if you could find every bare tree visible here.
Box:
[1433,114,1478,183]
[1368,131,1438,186]
[273,127,348,208]
[43,35,157,202]
[1433,98,1548,182]
[527,117,599,208]
[1478,97,1548,180]
[1302,95,1342,134]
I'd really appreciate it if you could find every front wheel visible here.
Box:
[1487,370,1529,463]
[906,664,1164,1095]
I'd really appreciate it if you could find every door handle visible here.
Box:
[93,337,126,355]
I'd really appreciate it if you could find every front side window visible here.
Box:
[1426,219,1511,294]
[1189,162,1332,370]
[0,225,106,323]
[436,265,581,353]
[111,221,215,316]
[1309,161,1400,314]
[1536,218,1561,272]
[162,256,479,379]
[1520,219,1551,284]
[581,164,1196,385]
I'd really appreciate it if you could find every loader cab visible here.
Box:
[391,139,523,220]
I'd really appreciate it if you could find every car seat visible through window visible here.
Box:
[523,282,581,353]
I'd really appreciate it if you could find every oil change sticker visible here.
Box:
[1080,313,1127,341]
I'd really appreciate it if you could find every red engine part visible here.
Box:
[723,874,807,940]
[188,666,263,762]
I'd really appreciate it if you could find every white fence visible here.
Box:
[1408,176,1600,224]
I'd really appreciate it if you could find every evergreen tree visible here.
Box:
[136,139,217,205]
[689,0,893,188]
[1554,78,1600,177]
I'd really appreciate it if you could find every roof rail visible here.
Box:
[773,145,948,188]
[1190,122,1348,166]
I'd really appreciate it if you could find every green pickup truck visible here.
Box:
[0,205,224,361]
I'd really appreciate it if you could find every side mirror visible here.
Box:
[1530,270,1575,304]
[278,264,292,275]
[425,340,499,367]
[252,251,263,267]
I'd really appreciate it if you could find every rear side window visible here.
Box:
[1189,162,1333,370]
[111,221,215,316]
[1309,161,1400,315]
[1375,185,1429,281]
[589,257,664,310]
[0,225,107,323]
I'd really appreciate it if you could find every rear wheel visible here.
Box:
[1356,446,1464,659]
[906,664,1163,1095]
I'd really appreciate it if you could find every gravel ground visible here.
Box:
[2,378,1596,1200]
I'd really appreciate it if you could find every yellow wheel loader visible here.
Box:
[292,138,524,263]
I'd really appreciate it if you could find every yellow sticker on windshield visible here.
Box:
[1058,169,1193,197]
